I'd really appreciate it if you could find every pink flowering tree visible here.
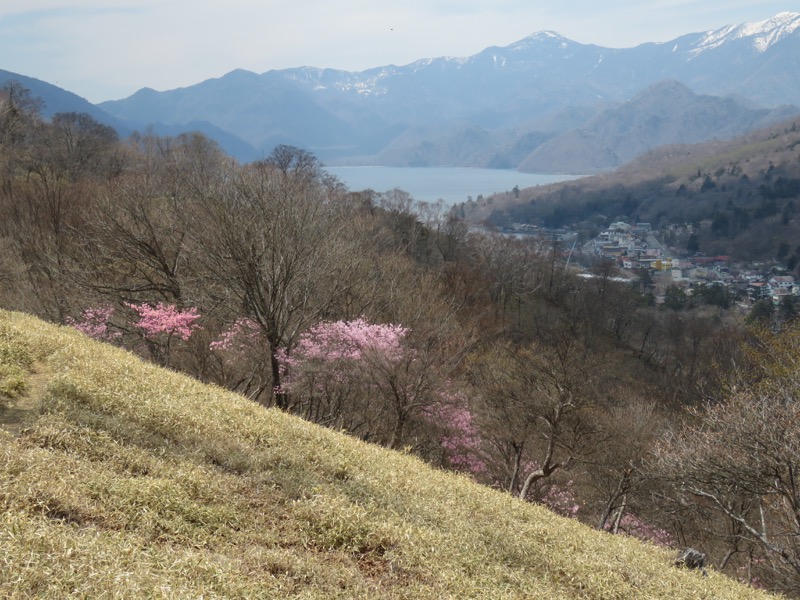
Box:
[208,317,273,401]
[126,302,201,367]
[210,317,261,353]
[278,318,441,448]
[67,305,121,342]
[277,318,406,432]
[540,479,581,519]
[424,390,488,475]
[425,390,584,520]
[282,319,407,365]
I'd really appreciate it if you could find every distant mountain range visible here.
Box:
[517,80,798,173]
[2,12,800,172]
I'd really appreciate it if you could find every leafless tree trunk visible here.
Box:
[190,146,362,407]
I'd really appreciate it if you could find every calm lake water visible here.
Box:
[326,166,579,206]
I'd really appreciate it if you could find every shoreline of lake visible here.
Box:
[326,166,581,206]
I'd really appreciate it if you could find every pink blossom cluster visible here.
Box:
[426,395,487,474]
[514,462,579,518]
[126,302,201,341]
[541,481,580,518]
[67,305,121,341]
[282,318,408,370]
[210,317,261,352]
[276,318,410,401]
[604,512,673,547]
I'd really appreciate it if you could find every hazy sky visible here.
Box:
[1,1,795,103]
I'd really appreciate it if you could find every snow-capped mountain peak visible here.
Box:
[526,30,568,41]
[518,30,574,46]
[693,11,800,54]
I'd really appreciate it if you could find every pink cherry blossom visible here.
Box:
[541,481,580,518]
[282,318,408,369]
[210,317,261,352]
[425,391,488,475]
[67,305,121,341]
[126,302,201,341]
[276,318,411,421]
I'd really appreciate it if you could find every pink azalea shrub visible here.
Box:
[737,559,766,589]
[425,392,488,474]
[208,317,272,401]
[280,318,408,370]
[541,480,580,518]
[126,302,201,341]
[277,318,409,393]
[276,318,412,433]
[210,317,261,352]
[67,305,121,341]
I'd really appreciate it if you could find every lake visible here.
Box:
[326,166,579,206]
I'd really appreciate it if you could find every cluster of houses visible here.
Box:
[746,275,796,304]
[589,221,797,306]
[501,220,797,307]
[591,222,665,267]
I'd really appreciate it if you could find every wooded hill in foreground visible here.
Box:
[0,310,773,599]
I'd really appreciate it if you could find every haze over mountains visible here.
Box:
[3,12,800,173]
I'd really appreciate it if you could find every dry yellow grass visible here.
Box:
[0,309,779,598]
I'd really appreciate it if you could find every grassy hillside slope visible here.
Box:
[0,310,776,599]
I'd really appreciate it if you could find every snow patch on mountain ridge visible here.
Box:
[693,11,800,54]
